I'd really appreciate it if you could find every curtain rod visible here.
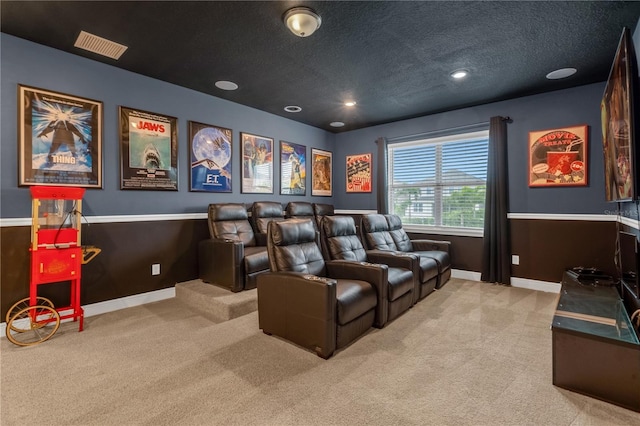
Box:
[386,120,491,144]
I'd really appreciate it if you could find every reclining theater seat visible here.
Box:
[313,203,334,230]
[386,214,452,288]
[361,214,439,300]
[257,218,384,359]
[285,201,316,229]
[320,215,416,325]
[198,203,270,292]
[251,201,286,245]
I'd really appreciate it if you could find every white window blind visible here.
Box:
[388,130,489,236]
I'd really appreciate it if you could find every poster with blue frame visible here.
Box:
[188,121,232,192]
[280,141,306,195]
[18,85,103,188]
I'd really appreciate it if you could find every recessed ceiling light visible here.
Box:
[330,121,345,127]
[344,101,357,107]
[215,80,238,90]
[284,105,302,113]
[450,69,468,79]
[546,68,577,80]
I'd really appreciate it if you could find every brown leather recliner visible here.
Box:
[320,215,416,325]
[360,214,440,301]
[251,201,285,245]
[198,203,270,292]
[257,218,386,359]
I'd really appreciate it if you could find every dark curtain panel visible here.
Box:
[376,137,389,214]
[481,116,511,284]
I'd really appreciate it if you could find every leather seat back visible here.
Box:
[208,203,256,247]
[285,202,316,228]
[321,216,367,262]
[313,203,334,229]
[360,214,398,251]
[267,219,326,276]
[251,201,285,234]
[385,214,414,252]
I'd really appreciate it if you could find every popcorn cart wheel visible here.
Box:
[5,186,100,346]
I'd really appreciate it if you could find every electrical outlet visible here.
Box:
[511,255,520,266]
[152,263,161,275]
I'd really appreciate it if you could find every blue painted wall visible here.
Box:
[1,34,335,218]
[333,82,612,216]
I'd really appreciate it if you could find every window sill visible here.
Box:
[401,225,484,238]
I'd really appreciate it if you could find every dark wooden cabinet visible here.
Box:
[552,272,640,412]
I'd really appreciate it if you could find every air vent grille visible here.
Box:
[74,31,128,60]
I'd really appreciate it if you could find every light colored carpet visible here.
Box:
[1,279,639,425]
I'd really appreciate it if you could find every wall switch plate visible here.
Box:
[152,264,161,275]
[511,255,520,266]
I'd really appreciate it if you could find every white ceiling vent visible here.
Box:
[74,31,128,60]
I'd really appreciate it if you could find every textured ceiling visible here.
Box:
[2,1,640,133]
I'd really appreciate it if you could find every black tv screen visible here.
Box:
[601,27,639,202]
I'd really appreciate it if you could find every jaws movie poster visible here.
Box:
[119,106,178,190]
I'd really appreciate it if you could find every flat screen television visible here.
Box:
[619,230,639,298]
[601,27,640,202]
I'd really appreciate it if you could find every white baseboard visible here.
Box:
[1,287,175,339]
[452,269,560,293]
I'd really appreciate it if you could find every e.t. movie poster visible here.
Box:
[119,106,178,190]
[19,85,103,188]
[188,121,232,192]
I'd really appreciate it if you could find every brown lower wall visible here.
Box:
[0,216,619,319]
[1,219,208,319]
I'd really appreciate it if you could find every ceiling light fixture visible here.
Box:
[546,68,577,80]
[344,101,357,107]
[450,69,469,79]
[284,105,302,113]
[215,80,239,91]
[330,122,345,128]
[283,7,322,37]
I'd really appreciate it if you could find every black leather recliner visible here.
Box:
[320,215,416,324]
[312,203,334,230]
[251,201,285,245]
[198,203,270,292]
[257,218,386,359]
[360,214,440,300]
[285,201,316,229]
[385,214,452,288]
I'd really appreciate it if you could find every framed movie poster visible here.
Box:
[188,121,232,192]
[311,148,332,196]
[119,106,178,190]
[241,132,273,193]
[280,141,306,195]
[529,125,588,187]
[346,153,372,193]
[18,85,103,188]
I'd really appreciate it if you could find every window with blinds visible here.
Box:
[387,129,489,236]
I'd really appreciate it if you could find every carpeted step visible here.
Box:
[175,279,257,322]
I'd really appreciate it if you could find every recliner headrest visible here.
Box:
[285,201,314,217]
[361,214,389,233]
[269,219,317,246]
[322,215,356,237]
[385,214,403,231]
[209,203,248,221]
[313,203,334,216]
[252,201,284,218]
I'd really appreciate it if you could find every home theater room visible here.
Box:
[2,1,640,424]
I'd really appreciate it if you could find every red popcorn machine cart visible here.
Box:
[5,186,100,346]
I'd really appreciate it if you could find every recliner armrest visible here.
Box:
[257,271,337,358]
[365,249,418,271]
[198,238,245,292]
[325,259,388,327]
[411,239,451,253]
